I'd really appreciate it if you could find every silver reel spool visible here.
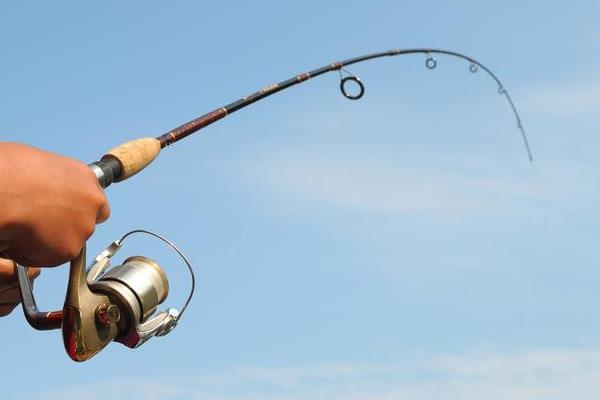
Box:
[87,230,195,348]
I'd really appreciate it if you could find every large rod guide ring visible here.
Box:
[340,76,365,100]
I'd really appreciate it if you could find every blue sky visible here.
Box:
[2,1,600,399]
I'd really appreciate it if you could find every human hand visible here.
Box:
[0,258,40,317]
[0,143,110,267]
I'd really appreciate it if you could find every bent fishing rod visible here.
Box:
[4,47,533,362]
[89,47,533,189]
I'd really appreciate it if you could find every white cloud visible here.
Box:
[36,348,600,400]
[520,79,600,117]
[242,154,586,219]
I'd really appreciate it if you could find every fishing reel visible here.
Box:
[16,230,195,362]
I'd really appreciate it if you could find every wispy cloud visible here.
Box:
[241,153,589,219]
[520,79,600,118]
[37,348,600,400]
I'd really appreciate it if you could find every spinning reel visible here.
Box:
[16,230,195,362]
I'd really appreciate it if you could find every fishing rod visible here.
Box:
[89,48,532,189]
[10,47,531,362]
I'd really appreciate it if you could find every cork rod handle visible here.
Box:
[102,138,161,182]
[91,137,162,188]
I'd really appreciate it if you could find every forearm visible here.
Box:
[0,143,22,245]
[0,142,55,247]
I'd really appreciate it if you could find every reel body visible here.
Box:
[17,230,194,362]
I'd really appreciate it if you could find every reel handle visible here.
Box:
[1,242,62,329]
[16,264,63,330]
[17,245,120,361]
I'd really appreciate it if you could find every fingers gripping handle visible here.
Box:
[1,138,161,253]
[90,138,162,188]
